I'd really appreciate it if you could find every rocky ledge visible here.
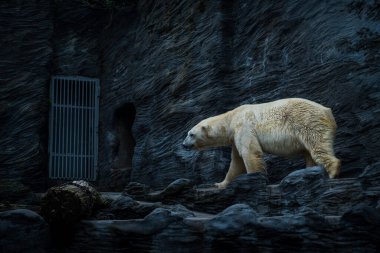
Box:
[123,163,380,216]
[1,163,380,252]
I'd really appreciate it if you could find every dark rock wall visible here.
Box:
[99,0,234,189]
[0,0,106,191]
[100,0,380,189]
[0,0,53,191]
[1,0,379,191]
[229,0,380,181]
[51,1,105,77]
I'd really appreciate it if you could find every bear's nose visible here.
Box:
[182,142,192,150]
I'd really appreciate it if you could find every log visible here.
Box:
[41,180,104,226]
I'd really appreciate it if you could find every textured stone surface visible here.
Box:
[98,0,380,189]
[0,0,53,191]
[1,0,380,251]
[41,180,104,226]
[51,0,105,77]
[1,0,379,192]
[124,166,380,216]
[48,166,380,252]
[2,166,380,252]
[0,209,49,253]
[0,0,380,252]
[96,192,195,221]
[55,203,380,252]
[0,0,107,191]
[98,0,234,189]
[0,179,36,204]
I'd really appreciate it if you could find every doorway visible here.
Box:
[113,103,136,169]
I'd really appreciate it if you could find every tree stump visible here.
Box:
[41,180,104,226]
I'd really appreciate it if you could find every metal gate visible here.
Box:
[48,76,99,181]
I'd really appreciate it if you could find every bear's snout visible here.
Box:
[182,141,193,150]
[182,137,194,150]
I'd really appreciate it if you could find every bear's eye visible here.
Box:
[189,133,195,138]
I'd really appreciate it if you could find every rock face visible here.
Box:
[1,0,380,252]
[98,0,380,189]
[0,179,36,204]
[0,0,53,191]
[1,0,380,191]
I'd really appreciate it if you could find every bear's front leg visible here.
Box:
[241,150,266,173]
[235,127,266,174]
[215,144,246,189]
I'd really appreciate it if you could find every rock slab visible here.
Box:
[0,209,49,253]
[124,165,380,216]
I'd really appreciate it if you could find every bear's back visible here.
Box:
[229,98,333,130]
[254,98,328,111]
[230,98,334,156]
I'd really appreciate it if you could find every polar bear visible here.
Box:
[182,98,340,189]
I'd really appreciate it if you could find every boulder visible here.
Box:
[0,209,49,253]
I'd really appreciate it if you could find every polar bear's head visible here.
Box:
[182,117,223,150]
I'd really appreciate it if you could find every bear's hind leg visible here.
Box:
[307,144,340,178]
[326,157,340,178]
[215,144,246,189]
[311,151,340,178]
[301,126,340,178]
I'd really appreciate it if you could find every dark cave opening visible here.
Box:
[113,103,136,169]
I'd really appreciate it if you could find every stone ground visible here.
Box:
[1,164,379,252]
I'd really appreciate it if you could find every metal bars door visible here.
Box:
[49,76,99,181]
